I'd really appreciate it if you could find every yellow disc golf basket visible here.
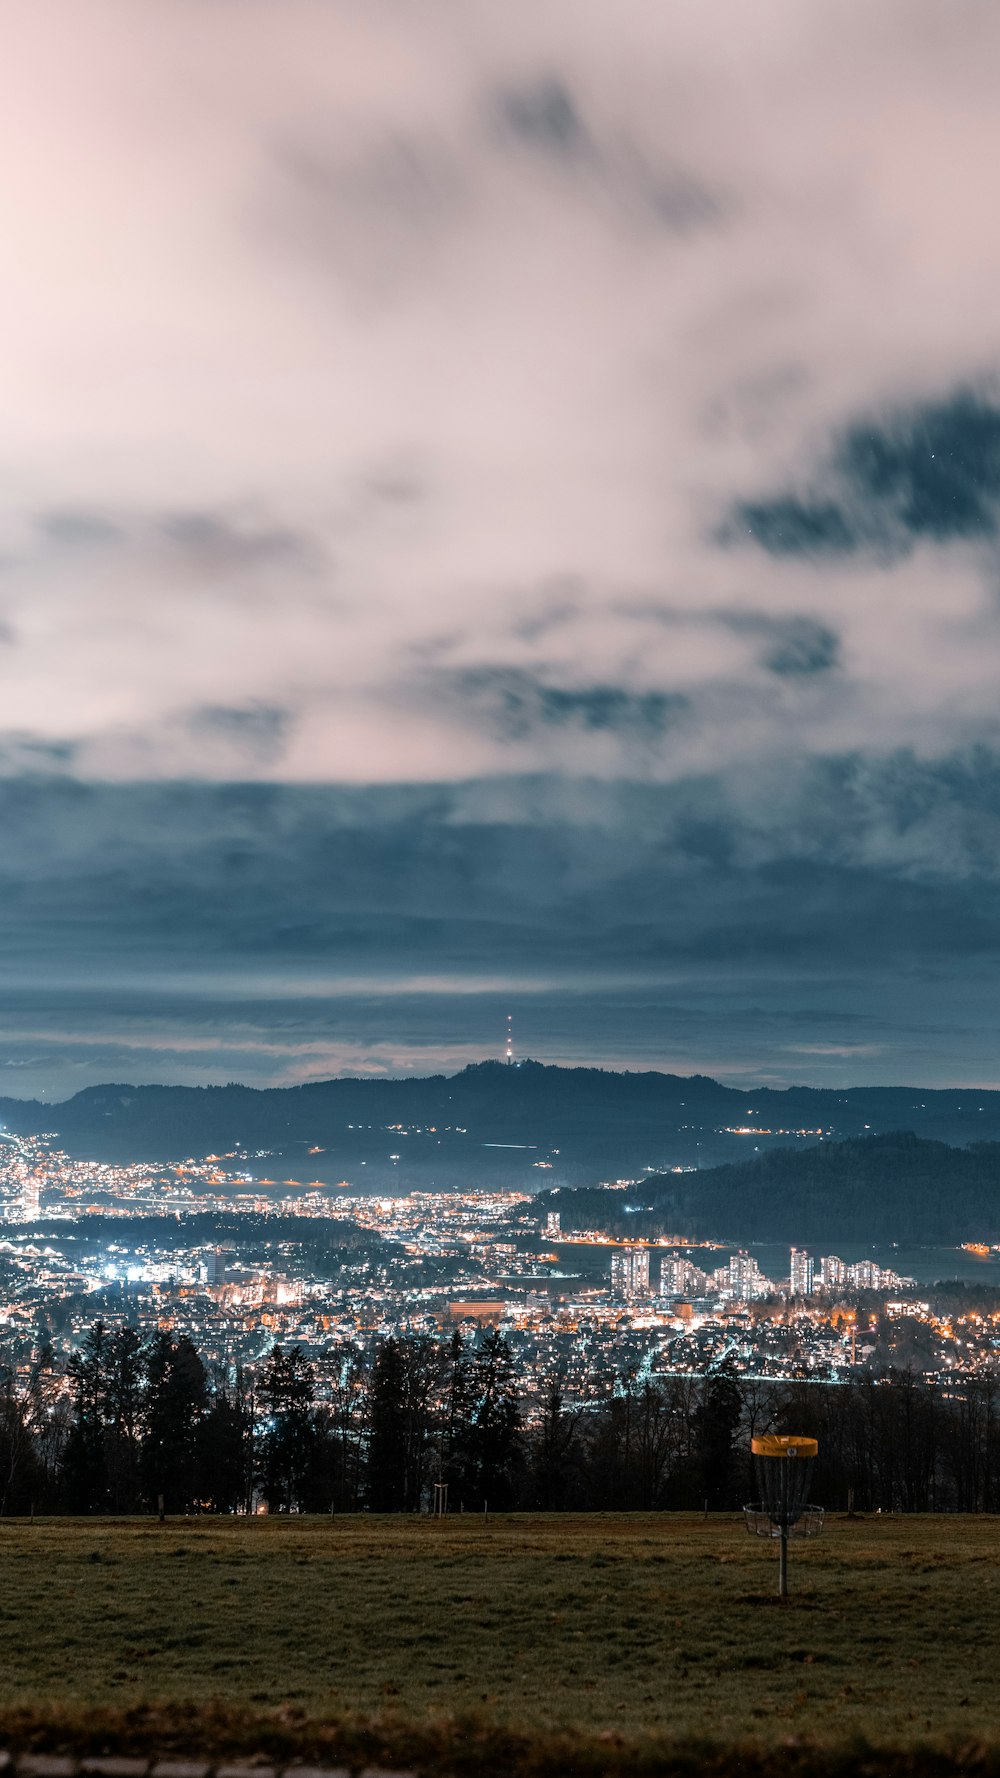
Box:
[744,1434,823,1596]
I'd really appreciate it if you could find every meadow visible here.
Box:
[0,1513,996,1776]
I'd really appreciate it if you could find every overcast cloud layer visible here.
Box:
[3,1,1000,1094]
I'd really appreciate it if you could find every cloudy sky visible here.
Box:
[3,0,1000,1096]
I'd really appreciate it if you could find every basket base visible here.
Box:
[744,1503,824,1539]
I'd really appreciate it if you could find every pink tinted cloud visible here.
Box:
[0,1,998,787]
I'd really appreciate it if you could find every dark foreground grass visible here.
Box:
[0,1514,997,1775]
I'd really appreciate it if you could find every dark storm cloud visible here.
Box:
[638,170,726,234]
[159,512,315,571]
[508,590,581,644]
[1,762,1000,979]
[36,511,124,549]
[730,390,1000,559]
[265,125,470,298]
[363,467,425,506]
[764,628,839,678]
[443,668,687,740]
[3,764,1000,1089]
[0,735,76,770]
[493,77,588,157]
[188,703,292,764]
[718,614,841,678]
[277,130,466,228]
[490,71,726,233]
[34,506,317,573]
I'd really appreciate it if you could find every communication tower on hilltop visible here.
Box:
[505,1013,513,1066]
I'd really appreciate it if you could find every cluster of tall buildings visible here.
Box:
[609,1247,651,1297]
[610,1246,769,1302]
[711,1248,771,1299]
[608,1243,915,1303]
[790,1247,913,1295]
[7,1175,40,1224]
[660,1254,714,1297]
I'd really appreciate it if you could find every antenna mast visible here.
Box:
[505,1013,513,1066]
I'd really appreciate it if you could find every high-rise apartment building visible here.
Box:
[729,1248,770,1299]
[610,1247,651,1298]
[711,1249,772,1299]
[789,1247,815,1296]
[660,1255,711,1297]
[8,1175,40,1224]
[850,1259,879,1290]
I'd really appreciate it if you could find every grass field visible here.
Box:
[0,1513,997,1775]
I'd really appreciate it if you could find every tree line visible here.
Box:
[1,1321,1000,1514]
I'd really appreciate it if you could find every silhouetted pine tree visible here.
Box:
[696,1359,743,1509]
[105,1324,144,1513]
[141,1332,207,1513]
[258,1343,316,1512]
[467,1330,521,1510]
[198,1372,255,1513]
[321,1342,369,1511]
[523,1383,584,1509]
[63,1320,113,1513]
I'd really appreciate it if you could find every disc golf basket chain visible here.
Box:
[744,1434,823,1596]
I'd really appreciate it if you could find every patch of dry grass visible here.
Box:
[0,1514,995,1772]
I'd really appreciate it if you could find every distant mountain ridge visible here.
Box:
[3,1062,1000,1191]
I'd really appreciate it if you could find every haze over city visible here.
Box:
[4,2,1000,1097]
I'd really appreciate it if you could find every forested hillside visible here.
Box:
[533,1132,1000,1245]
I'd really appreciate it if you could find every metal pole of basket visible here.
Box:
[778,1457,789,1597]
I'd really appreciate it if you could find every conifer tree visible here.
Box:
[258,1343,316,1511]
[468,1330,521,1509]
[63,1320,113,1513]
[142,1332,207,1513]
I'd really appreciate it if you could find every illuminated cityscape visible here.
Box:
[3,1126,996,1424]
